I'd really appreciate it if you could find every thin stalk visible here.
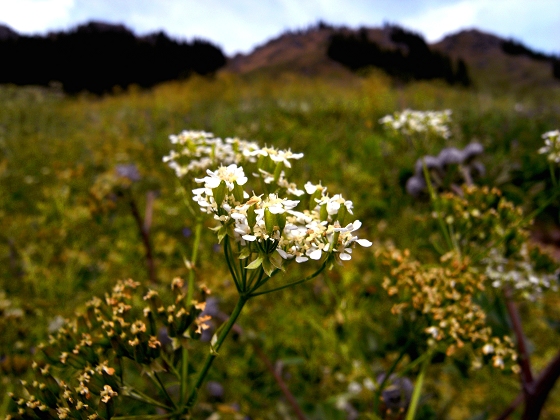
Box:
[112,414,172,420]
[252,343,307,420]
[185,296,248,408]
[323,275,341,307]
[249,260,328,297]
[149,372,177,410]
[159,351,182,379]
[187,221,203,305]
[239,243,247,292]
[179,220,203,407]
[405,353,430,420]
[495,350,560,420]
[504,287,534,391]
[373,340,412,414]
[120,386,173,410]
[250,267,280,292]
[129,195,157,284]
[245,259,261,290]
[223,237,241,292]
[549,163,557,189]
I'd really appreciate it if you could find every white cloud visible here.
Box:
[400,0,479,42]
[0,0,76,33]
[0,0,558,55]
[400,0,560,53]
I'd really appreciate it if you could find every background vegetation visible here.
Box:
[1,69,560,419]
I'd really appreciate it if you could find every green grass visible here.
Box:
[1,72,560,419]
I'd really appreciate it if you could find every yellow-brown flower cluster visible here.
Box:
[8,278,211,420]
[379,247,518,370]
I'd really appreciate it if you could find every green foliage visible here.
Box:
[1,73,560,419]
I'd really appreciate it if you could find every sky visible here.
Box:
[1,0,559,56]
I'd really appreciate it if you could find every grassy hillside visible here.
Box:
[1,72,560,419]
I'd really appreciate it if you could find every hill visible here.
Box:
[0,22,226,94]
[226,24,560,92]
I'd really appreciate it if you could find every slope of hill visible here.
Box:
[433,29,559,91]
[227,24,560,92]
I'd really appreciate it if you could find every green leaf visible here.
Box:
[246,255,265,270]
[269,251,284,271]
[262,256,275,277]
[238,247,251,260]
[217,226,227,243]
[233,183,245,202]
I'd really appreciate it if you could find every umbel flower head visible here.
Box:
[165,131,371,281]
[379,109,452,140]
[378,247,518,371]
[8,278,212,419]
[538,129,560,163]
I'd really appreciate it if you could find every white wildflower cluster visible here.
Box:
[379,109,452,139]
[538,130,560,164]
[186,140,371,273]
[162,130,261,177]
[484,246,559,301]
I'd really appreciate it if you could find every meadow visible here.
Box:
[1,70,560,419]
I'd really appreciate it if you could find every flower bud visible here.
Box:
[212,180,227,207]
[233,183,245,203]
[247,205,257,229]
[264,208,276,235]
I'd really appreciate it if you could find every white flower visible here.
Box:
[304,181,325,195]
[195,164,248,190]
[380,109,452,139]
[538,129,560,163]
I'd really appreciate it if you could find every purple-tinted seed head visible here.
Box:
[116,164,141,182]
[437,147,464,166]
[462,142,484,161]
[406,176,426,197]
[414,155,441,176]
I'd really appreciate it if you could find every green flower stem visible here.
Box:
[179,220,203,407]
[550,162,558,189]
[187,221,203,305]
[224,237,241,292]
[250,267,281,292]
[421,161,454,253]
[373,340,411,414]
[185,296,248,408]
[249,260,328,297]
[113,414,173,420]
[239,243,248,292]
[405,353,430,420]
[120,385,174,411]
[148,372,177,410]
[246,261,262,290]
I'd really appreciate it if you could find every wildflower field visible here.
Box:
[1,71,560,420]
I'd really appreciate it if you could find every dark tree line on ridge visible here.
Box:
[501,38,560,80]
[0,21,226,94]
[327,26,471,86]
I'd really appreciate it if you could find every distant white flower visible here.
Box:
[538,129,560,163]
[380,109,452,140]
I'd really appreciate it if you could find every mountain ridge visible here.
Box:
[226,23,560,91]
